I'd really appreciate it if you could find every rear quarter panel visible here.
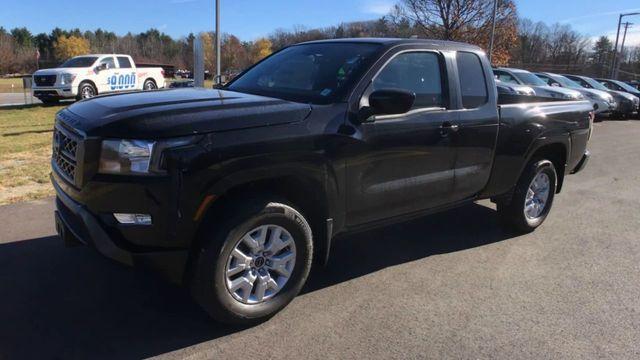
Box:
[480,100,592,198]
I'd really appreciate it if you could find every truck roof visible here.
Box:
[72,54,131,57]
[298,37,483,52]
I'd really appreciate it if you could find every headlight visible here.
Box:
[60,73,76,85]
[98,137,197,175]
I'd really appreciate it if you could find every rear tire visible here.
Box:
[190,199,313,325]
[497,159,557,233]
[143,79,157,90]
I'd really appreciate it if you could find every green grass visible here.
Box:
[0,78,25,93]
[0,104,65,204]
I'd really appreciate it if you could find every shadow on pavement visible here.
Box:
[0,203,514,359]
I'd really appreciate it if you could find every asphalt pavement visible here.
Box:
[0,120,639,359]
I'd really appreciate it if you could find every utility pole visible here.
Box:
[488,0,498,64]
[615,22,632,78]
[611,12,639,78]
[215,0,221,86]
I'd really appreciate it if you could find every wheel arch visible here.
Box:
[78,79,98,95]
[186,167,340,281]
[524,139,568,194]
[143,78,157,88]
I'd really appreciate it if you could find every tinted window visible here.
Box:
[372,52,444,109]
[515,72,548,86]
[117,56,132,68]
[600,80,622,91]
[228,43,381,105]
[59,56,98,68]
[456,52,487,108]
[494,71,518,84]
[100,57,116,69]
[536,74,554,85]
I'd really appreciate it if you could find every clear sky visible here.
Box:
[1,0,639,46]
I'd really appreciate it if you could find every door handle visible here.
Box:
[440,121,459,136]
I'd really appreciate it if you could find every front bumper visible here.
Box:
[571,151,590,174]
[32,86,76,99]
[592,99,615,115]
[52,175,188,283]
[616,100,637,115]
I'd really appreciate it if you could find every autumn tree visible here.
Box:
[221,34,248,71]
[394,0,519,65]
[54,35,90,60]
[250,38,272,63]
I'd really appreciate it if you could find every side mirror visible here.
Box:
[550,82,560,87]
[96,63,108,72]
[359,89,415,122]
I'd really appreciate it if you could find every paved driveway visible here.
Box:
[0,120,639,359]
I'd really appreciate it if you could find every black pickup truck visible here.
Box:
[51,38,592,324]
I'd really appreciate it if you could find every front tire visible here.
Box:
[497,159,557,233]
[190,199,313,325]
[76,82,97,100]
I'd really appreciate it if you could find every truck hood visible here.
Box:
[61,88,312,138]
[34,68,84,76]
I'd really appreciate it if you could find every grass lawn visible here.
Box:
[0,104,64,205]
[0,78,26,93]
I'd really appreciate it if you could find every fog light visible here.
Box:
[114,213,152,225]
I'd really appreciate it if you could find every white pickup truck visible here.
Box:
[32,54,166,103]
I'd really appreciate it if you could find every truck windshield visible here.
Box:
[227,43,382,104]
[515,72,549,86]
[59,56,98,68]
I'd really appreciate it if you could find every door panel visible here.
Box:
[345,50,457,226]
[346,110,457,225]
[96,57,117,93]
[450,52,499,200]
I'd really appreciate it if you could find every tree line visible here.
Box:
[1,0,638,80]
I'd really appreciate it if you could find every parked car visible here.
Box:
[51,38,592,325]
[564,74,639,118]
[495,79,535,96]
[534,72,615,116]
[626,80,640,91]
[493,67,583,100]
[596,78,640,96]
[32,54,166,103]
[169,79,194,88]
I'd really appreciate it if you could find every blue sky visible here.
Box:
[2,0,639,45]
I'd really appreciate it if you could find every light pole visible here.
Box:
[215,0,221,86]
[615,22,633,78]
[488,0,498,64]
[611,12,639,78]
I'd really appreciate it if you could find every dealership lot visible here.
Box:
[0,119,639,359]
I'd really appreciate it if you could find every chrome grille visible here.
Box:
[34,75,56,86]
[52,126,80,184]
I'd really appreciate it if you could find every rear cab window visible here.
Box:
[456,52,488,108]
[117,57,132,68]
